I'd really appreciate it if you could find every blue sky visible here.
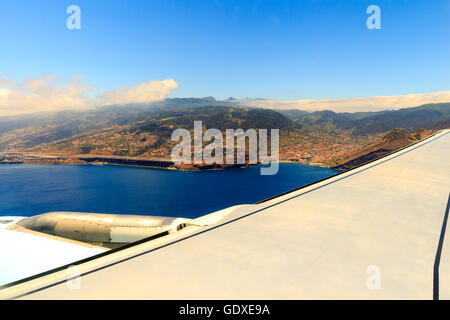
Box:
[0,0,448,104]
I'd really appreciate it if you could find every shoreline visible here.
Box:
[1,154,332,171]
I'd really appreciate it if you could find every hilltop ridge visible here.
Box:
[0,101,448,168]
[329,128,435,170]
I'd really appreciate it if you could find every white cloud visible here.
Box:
[0,75,179,117]
[0,75,95,116]
[98,79,178,105]
[0,74,447,116]
[0,88,10,98]
[240,91,450,112]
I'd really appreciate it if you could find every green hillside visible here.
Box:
[292,103,450,134]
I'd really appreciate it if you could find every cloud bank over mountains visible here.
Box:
[0,74,448,116]
[240,91,450,112]
[99,79,178,105]
[0,75,179,117]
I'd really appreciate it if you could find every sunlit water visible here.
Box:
[0,163,338,219]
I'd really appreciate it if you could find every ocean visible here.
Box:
[0,163,338,219]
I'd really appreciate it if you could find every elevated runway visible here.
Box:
[81,156,174,168]
[1,130,449,299]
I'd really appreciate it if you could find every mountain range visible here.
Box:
[0,99,448,168]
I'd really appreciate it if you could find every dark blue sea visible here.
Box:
[0,163,338,219]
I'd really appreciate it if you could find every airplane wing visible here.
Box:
[1,129,449,299]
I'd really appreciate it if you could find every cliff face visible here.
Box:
[329,129,435,171]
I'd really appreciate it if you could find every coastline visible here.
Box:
[0,153,331,171]
[278,159,329,168]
